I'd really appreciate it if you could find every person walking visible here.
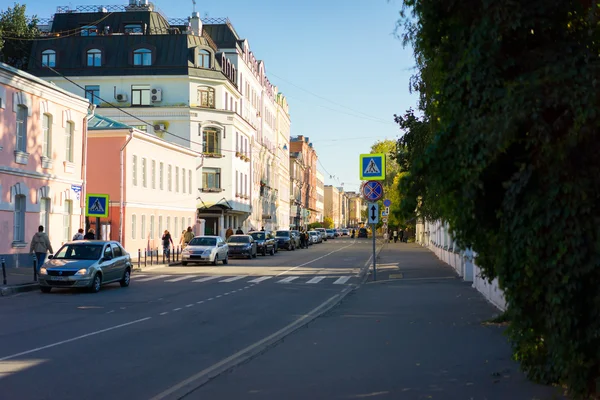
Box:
[183,226,194,248]
[393,230,398,243]
[399,228,405,243]
[162,230,174,259]
[30,225,53,270]
[225,227,234,239]
[72,228,85,241]
[299,229,306,249]
[235,227,244,235]
[84,228,95,240]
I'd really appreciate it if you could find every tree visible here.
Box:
[322,217,334,229]
[397,0,600,397]
[0,4,39,70]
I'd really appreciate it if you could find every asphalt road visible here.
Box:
[0,236,371,400]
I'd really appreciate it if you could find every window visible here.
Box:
[203,168,221,189]
[132,155,138,185]
[188,218,191,229]
[16,105,27,152]
[151,160,156,189]
[133,48,152,66]
[188,170,192,194]
[168,165,172,191]
[159,216,163,237]
[142,158,147,187]
[125,24,143,34]
[63,200,72,241]
[202,129,220,154]
[225,92,228,110]
[13,195,25,242]
[245,174,248,196]
[159,162,164,190]
[175,167,179,192]
[132,214,137,239]
[174,217,178,238]
[182,168,186,193]
[150,215,155,239]
[198,49,211,68]
[40,198,50,231]
[65,121,74,162]
[85,85,100,105]
[141,215,146,239]
[181,217,185,232]
[236,132,239,152]
[235,171,238,194]
[131,85,151,106]
[197,87,215,108]
[42,114,52,158]
[111,244,123,257]
[87,49,101,67]
[41,50,56,67]
[166,216,171,232]
[80,25,98,36]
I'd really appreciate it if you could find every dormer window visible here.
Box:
[198,50,211,69]
[87,49,102,67]
[80,25,98,36]
[133,48,152,66]
[125,24,143,34]
[41,50,56,67]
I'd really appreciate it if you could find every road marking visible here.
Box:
[173,308,182,312]
[192,276,223,283]
[197,301,204,304]
[216,295,222,298]
[247,276,272,283]
[306,276,327,284]
[219,276,246,283]
[207,298,214,301]
[244,286,251,289]
[130,274,148,279]
[185,304,194,308]
[160,312,169,316]
[136,275,171,282]
[0,317,151,361]
[165,275,198,282]
[276,242,355,276]
[224,293,230,296]
[277,276,299,283]
[333,276,351,285]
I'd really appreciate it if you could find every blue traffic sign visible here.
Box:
[362,181,384,202]
[360,153,386,181]
[383,199,391,207]
[85,193,109,218]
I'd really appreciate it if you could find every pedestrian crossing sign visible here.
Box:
[360,153,386,180]
[85,193,109,218]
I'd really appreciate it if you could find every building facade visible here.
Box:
[289,135,318,224]
[315,170,324,223]
[275,93,291,230]
[324,185,341,228]
[0,62,91,266]
[86,115,198,255]
[346,191,363,227]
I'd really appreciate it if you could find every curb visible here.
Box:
[359,239,387,282]
[1,283,39,296]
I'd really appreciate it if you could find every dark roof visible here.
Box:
[88,114,131,130]
[202,24,240,49]
[50,11,170,34]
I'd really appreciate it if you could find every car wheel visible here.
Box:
[213,254,219,266]
[270,247,275,256]
[40,286,51,293]
[90,274,102,293]
[222,256,228,265]
[182,261,188,266]
[120,268,131,288]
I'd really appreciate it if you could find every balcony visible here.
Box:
[201,187,223,193]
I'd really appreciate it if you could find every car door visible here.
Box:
[217,237,226,259]
[100,245,117,282]
[110,243,126,281]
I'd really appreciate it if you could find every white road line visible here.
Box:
[160,312,169,316]
[192,276,223,283]
[207,298,214,301]
[165,275,198,282]
[219,276,246,283]
[244,286,251,289]
[333,276,351,285]
[216,295,222,298]
[197,301,204,304]
[130,274,148,279]
[173,308,182,312]
[0,317,151,361]
[186,304,194,308]
[306,276,327,284]
[247,276,272,283]
[276,242,355,276]
[277,276,299,284]
[224,293,230,296]
[136,275,171,282]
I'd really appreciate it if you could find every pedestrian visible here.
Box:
[261,226,265,231]
[72,228,85,241]
[84,228,95,240]
[299,229,306,249]
[235,226,244,235]
[399,228,404,243]
[30,225,53,270]
[393,230,398,243]
[183,226,194,248]
[225,227,234,239]
[162,230,174,259]
[179,230,186,247]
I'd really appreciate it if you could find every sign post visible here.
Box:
[367,202,379,281]
[85,194,109,240]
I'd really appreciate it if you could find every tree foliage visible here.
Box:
[322,217,334,229]
[396,0,600,397]
[0,4,38,70]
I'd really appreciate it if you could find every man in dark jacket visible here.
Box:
[235,227,244,234]
[84,228,95,240]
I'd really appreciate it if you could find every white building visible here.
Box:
[316,170,325,222]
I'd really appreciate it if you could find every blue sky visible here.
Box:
[26,0,417,191]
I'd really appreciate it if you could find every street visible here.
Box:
[0,237,371,400]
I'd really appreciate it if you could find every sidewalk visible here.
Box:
[0,266,38,296]
[190,242,565,400]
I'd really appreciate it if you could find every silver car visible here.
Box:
[38,241,132,293]
[182,236,229,266]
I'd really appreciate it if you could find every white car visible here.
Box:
[182,236,229,266]
[308,231,322,244]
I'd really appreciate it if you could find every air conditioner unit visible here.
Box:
[154,124,165,131]
[115,93,128,102]
[151,88,162,102]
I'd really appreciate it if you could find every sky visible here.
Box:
[25,0,418,192]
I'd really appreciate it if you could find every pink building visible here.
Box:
[0,62,91,267]
[86,115,199,256]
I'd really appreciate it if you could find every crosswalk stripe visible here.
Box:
[247,276,272,283]
[136,275,171,282]
[306,276,327,284]
[278,276,299,283]
[219,276,246,282]
[130,274,148,279]
[165,275,198,282]
[192,276,223,283]
[333,276,351,285]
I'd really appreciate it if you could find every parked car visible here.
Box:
[38,240,132,293]
[326,229,335,239]
[249,231,276,256]
[315,228,328,241]
[227,235,257,259]
[182,236,229,266]
[308,230,322,244]
[358,227,368,238]
[342,229,350,236]
[275,230,296,250]
[290,230,303,248]
[333,229,341,237]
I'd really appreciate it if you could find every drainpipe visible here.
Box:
[81,104,96,230]
[119,129,134,244]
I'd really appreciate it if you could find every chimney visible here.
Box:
[190,11,202,36]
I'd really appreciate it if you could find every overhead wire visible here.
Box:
[1,12,115,41]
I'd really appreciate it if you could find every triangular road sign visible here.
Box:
[89,199,105,213]
[364,159,380,174]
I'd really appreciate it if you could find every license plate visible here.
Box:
[50,276,69,281]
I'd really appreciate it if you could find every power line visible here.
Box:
[2,12,115,41]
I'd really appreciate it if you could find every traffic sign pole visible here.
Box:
[367,202,380,281]
[372,222,376,281]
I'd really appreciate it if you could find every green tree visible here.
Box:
[0,4,38,70]
[396,0,600,397]
[322,217,334,229]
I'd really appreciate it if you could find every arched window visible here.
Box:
[197,86,215,108]
[42,114,52,158]
[87,49,102,67]
[133,48,152,66]
[41,50,56,67]
[198,49,211,68]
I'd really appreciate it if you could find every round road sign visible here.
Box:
[383,199,391,207]
[362,180,384,202]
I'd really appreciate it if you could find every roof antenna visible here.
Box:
[192,0,196,13]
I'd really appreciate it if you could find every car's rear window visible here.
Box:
[276,231,290,237]
[189,237,216,246]
[250,232,265,240]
